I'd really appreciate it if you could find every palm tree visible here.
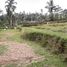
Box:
[53,5,62,20]
[41,9,43,15]
[45,0,55,21]
[5,0,17,28]
[62,9,67,21]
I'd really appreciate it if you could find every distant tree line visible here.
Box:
[0,0,67,28]
[45,0,67,22]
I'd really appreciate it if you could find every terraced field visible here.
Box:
[0,23,67,67]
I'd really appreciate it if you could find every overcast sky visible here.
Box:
[0,0,67,14]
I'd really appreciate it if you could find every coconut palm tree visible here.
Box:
[45,0,55,21]
[5,0,17,28]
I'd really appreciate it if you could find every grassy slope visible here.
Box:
[0,23,67,67]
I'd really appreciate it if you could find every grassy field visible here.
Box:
[0,23,67,67]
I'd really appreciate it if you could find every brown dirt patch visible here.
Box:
[0,41,44,65]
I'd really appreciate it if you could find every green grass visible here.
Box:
[26,41,67,67]
[0,63,17,67]
[0,23,67,67]
[5,63,18,67]
[0,45,8,55]
[21,24,67,67]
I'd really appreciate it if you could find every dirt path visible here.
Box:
[0,31,44,66]
[0,41,44,65]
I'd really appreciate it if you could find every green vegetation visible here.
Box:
[22,23,67,55]
[21,23,67,67]
[26,41,67,67]
[0,45,8,55]
[0,23,67,67]
[0,0,67,67]
[5,63,18,67]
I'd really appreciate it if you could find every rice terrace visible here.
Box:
[0,0,67,67]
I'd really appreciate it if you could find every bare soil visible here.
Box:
[0,41,44,65]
